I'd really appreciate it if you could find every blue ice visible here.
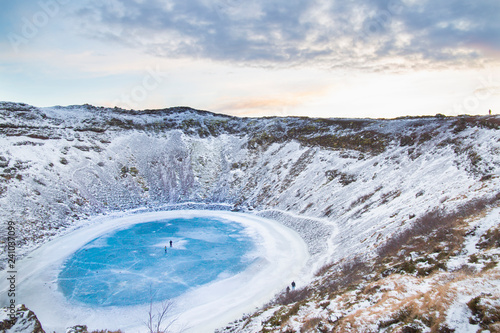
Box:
[58,217,256,307]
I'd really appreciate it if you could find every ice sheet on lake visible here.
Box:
[58,217,254,307]
[0,210,309,333]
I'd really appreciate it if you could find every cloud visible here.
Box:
[9,0,500,72]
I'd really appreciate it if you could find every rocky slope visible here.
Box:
[0,102,499,332]
[0,304,45,333]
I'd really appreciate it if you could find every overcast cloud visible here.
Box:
[70,0,500,69]
[1,0,499,117]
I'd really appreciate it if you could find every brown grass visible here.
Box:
[377,195,500,260]
[328,272,468,332]
[300,317,323,332]
[265,194,500,333]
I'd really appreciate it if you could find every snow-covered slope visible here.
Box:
[1,102,499,331]
[0,304,44,333]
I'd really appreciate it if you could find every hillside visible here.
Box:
[0,102,499,332]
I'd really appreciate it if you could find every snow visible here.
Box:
[1,104,499,331]
[446,300,480,333]
[0,210,309,332]
[0,308,9,322]
[447,206,500,271]
[0,305,44,333]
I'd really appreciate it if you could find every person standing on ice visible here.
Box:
[170,240,173,248]
[291,281,296,290]
[165,245,167,253]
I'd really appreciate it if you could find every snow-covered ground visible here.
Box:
[0,210,309,332]
[0,103,499,332]
[232,205,500,332]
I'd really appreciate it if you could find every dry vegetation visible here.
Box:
[239,194,500,332]
[2,105,499,333]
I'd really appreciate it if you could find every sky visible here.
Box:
[0,0,499,118]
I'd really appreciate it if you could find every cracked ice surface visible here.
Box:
[0,210,309,332]
[58,217,255,307]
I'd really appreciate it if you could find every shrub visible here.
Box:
[264,302,303,329]
[247,131,281,149]
[477,227,500,250]
[400,135,417,146]
[468,296,483,325]
[482,260,498,271]
[120,166,129,175]
[401,325,422,333]
[317,257,371,297]
[274,287,312,306]
[377,195,500,260]
[300,317,323,333]
[299,131,388,154]
[325,170,357,186]
[67,325,88,333]
[378,306,416,329]
[467,295,500,329]
[398,260,416,274]
[129,167,139,177]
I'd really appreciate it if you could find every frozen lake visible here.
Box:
[0,210,309,332]
[58,217,256,306]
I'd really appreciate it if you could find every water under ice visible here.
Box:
[58,217,256,307]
